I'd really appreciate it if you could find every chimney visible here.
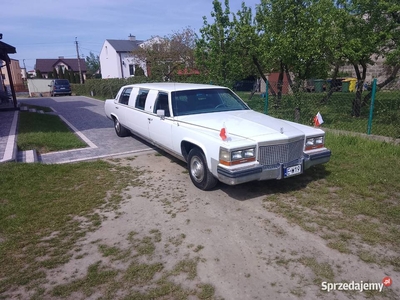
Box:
[128,34,136,41]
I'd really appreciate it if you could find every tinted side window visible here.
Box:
[153,92,170,117]
[135,89,149,110]
[118,87,132,105]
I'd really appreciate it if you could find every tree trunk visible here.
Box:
[351,63,366,117]
[285,65,293,89]
[252,55,277,96]
[276,60,284,107]
[321,64,339,103]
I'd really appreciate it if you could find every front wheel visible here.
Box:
[114,117,129,137]
[187,148,218,190]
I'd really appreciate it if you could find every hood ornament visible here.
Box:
[280,127,284,134]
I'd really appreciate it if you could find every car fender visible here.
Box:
[179,134,220,176]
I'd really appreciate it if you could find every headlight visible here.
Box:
[306,138,315,147]
[305,136,324,151]
[219,149,230,161]
[315,137,324,145]
[232,150,244,160]
[219,147,256,166]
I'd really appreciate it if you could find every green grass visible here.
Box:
[1,132,399,297]
[0,161,144,297]
[262,132,400,268]
[17,112,87,153]
[0,159,218,298]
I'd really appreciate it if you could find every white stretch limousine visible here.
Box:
[104,83,331,190]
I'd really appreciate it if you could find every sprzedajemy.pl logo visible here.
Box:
[321,277,392,293]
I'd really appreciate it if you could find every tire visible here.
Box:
[114,117,129,137]
[187,148,218,190]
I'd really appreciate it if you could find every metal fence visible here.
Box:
[242,78,400,140]
[73,76,399,139]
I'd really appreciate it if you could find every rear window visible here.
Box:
[54,80,70,85]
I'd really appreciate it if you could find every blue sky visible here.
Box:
[1,0,259,71]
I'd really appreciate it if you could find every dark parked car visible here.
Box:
[49,79,71,96]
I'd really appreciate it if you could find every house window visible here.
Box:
[129,64,134,76]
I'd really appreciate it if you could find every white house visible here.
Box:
[99,34,150,79]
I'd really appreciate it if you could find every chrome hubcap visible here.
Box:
[115,120,120,132]
[190,156,204,182]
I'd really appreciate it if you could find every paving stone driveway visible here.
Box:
[19,96,153,163]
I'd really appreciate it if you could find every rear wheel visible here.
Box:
[114,117,129,137]
[187,148,218,190]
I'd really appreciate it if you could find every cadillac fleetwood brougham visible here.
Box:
[104,83,331,190]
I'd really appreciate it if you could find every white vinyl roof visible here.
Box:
[122,82,226,92]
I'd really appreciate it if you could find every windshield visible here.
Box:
[172,88,249,116]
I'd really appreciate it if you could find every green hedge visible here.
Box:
[71,77,151,99]
[71,75,232,100]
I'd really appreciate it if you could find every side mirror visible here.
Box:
[156,109,165,119]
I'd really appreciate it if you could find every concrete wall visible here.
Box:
[338,56,400,89]
[27,79,53,97]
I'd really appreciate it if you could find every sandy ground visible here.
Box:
[43,152,399,300]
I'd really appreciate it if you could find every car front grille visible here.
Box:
[258,139,304,166]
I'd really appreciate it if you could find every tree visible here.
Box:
[85,52,100,78]
[256,0,337,83]
[231,3,265,83]
[195,0,240,86]
[134,65,145,76]
[197,1,337,94]
[57,66,65,79]
[74,73,80,83]
[35,69,43,78]
[132,27,197,81]
[333,0,398,116]
[52,67,58,79]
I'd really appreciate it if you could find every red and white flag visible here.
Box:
[313,112,324,127]
[220,122,228,141]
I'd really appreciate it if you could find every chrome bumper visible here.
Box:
[217,149,331,186]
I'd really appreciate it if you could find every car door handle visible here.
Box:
[148,118,153,121]
[115,106,118,109]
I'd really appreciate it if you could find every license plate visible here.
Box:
[284,164,302,177]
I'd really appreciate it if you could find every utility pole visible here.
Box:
[22,59,27,80]
[75,37,83,84]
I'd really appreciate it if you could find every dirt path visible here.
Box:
[44,152,398,299]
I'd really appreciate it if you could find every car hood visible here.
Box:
[175,110,306,141]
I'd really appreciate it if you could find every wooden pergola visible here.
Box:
[0,40,17,109]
